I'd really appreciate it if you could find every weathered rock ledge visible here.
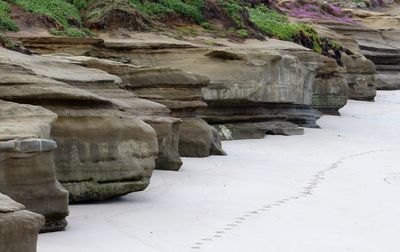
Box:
[11,35,354,139]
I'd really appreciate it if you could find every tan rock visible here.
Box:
[179,118,226,157]
[0,100,69,232]
[0,48,159,202]
[0,193,44,252]
[44,54,225,159]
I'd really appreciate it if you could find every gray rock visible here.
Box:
[142,116,182,171]
[179,118,226,157]
[325,23,400,91]
[215,121,304,140]
[375,71,400,90]
[293,51,348,114]
[342,55,376,101]
[0,139,57,153]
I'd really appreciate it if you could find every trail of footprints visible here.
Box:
[189,149,394,251]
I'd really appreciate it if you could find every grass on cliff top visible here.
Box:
[0,0,18,31]
[10,0,92,37]
[249,5,322,53]
[129,0,206,24]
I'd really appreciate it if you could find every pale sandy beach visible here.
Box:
[38,91,400,252]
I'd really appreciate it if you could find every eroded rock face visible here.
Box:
[342,54,376,101]
[324,22,400,91]
[51,108,157,202]
[293,51,348,114]
[0,48,158,202]
[0,193,44,252]
[179,118,225,157]
[0,100,69,232]
[14,36,349,139]
[44,54,224,159]
[88,40,325,139]
[142,117,182,171]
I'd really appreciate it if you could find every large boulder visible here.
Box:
[0,48,158,202]
[52,108,157,202]
[178,118,225,157]
[0,193,44,252]
[0,100,69,232]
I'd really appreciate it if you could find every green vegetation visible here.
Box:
[0,0,18,31]
[249,5,322,53]
[129,0,205,24]
[10,0,91,37]
[218,0,245,28]
[70,0,88,11]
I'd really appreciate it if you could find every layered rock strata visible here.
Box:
[0,193,44,252]
[292,51,348,114]
[324,22,400,90]
[0,48,158,202]
[0,100,69,232]
[13,36,352,139]
[43,54,225,159]
[312,23,377,101]
[92,40,325,138]
[40,55,183,170]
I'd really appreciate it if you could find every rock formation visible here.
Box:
[13,35,354,138]
[93,38,328,137]
[41,54,225,160]
[0,48,158,202]
[0,100,69,232]
[322,20,399,91]
[342,54,376,100]
[0,193,44,252]
[293,50,348,114]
